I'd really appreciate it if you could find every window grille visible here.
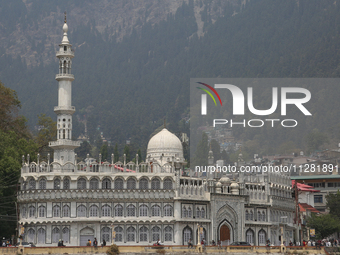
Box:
[115,178,123,189]
[164,226,172,241]
[127,178,136,189]
[77,205,87,217]
[114,227,123,242]
[115,204,123,217]
[152,226,161,242]
[102,178,111,189]
[63,178,70,189]
[139,226,148,242]
[164,205,173,217]
[29,179,36,190]
[127,204,135,217]
[139,204,148,217]
[29,206,35,218]
[53,205,60,217]
[151,178,160,189]
[152,205,161,217]
[52,227,60,243]
[163,178,173,190]
[62,227,70,243]
[54,178,61,189]
[89,205,98,217]
[139,178,148,189]
[127,227,135,242]
[38,206,46,217]
[37,228,45,244]
[39,178,46,189]
[63,205,70,217]
[102,204,111,217]
[90,178,99,189]
[77,178,86,189]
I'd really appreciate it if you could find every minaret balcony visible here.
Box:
[54,106,76,115]
[55,73,74,81]
[49,140,81,149]
[56,50,74,58]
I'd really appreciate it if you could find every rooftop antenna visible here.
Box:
[64,11,67,23]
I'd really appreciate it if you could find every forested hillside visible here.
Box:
[1,0,340,159]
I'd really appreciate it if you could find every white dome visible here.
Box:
[219,176,231,184]
[147,128,183,159]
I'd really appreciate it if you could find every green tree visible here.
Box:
[326,190,340,219]
[137,148,143,163]
[75,141,92,161]
[124,145,130,162]
[193,132,208,166]
[210,139,221,162]
[305,129,328,154]
[114,144,119,162]
[101,142,108,161]
[220,149,230,164]
[35,113,57,160]
[307,213,340,239]
[0,81,29,137]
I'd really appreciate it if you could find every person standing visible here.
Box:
[102,239,106,247]
[93,238,98,248]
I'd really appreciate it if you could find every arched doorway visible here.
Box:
[80,227,94,246]
[220,225,231,245]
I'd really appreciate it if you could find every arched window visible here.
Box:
[250,210,254,221]
[139,204,148,217]
[163,178,173,190]
[164,205,173,217]
[127,226,136,242]
[90,178,99,189]
[152,226,161,242]
[27,229,35,243]
[89,205,99,217]
[152,205,161,217]
[102,204,111,217]
[114,226,123,242]
[52,227,60,243]
[29,178,36,190]
[38,206,46,217]
[201,208,205,218]
[39,178,46,189]
[77,178,86,189]
[54,178,61,189]
[151,178,160,189]
[63,178,70,190]
[262,211,266,222]
[29,206,35,218]
[139,226,148,242]
[53,205,60,217]
[246,210,249,220]
[182,207,187,218]
[37,228,45,244]
[127,178,136,189]
[21,206,26,218]
[101,227,111,243]
[258,230,266,246]
[164,226,173,242]
[63,205,70,217]
[139,178,148,189]
[246,229,254,245]
[115,204,123,217]
[114,178,123,189]
[196,208,201,218]
[188,207,192,218]
[127,204,135,217]
[77,205,87,217]
[258,211,261,221]
[62,227,70,243]
[102,178,111,189]
[183,227,192,245]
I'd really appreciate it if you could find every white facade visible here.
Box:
[17,19,297,247]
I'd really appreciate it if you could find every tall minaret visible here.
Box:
[49,12,80,165]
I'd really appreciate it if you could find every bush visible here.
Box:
[106,244,119,255]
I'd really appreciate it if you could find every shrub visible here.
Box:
[106,244,119,255]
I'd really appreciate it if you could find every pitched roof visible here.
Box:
[299,203,320,213]
[291,180,320,192]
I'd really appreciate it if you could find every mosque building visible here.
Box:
[17,17,297,247]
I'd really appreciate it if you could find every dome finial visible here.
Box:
[64,11,67,23]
